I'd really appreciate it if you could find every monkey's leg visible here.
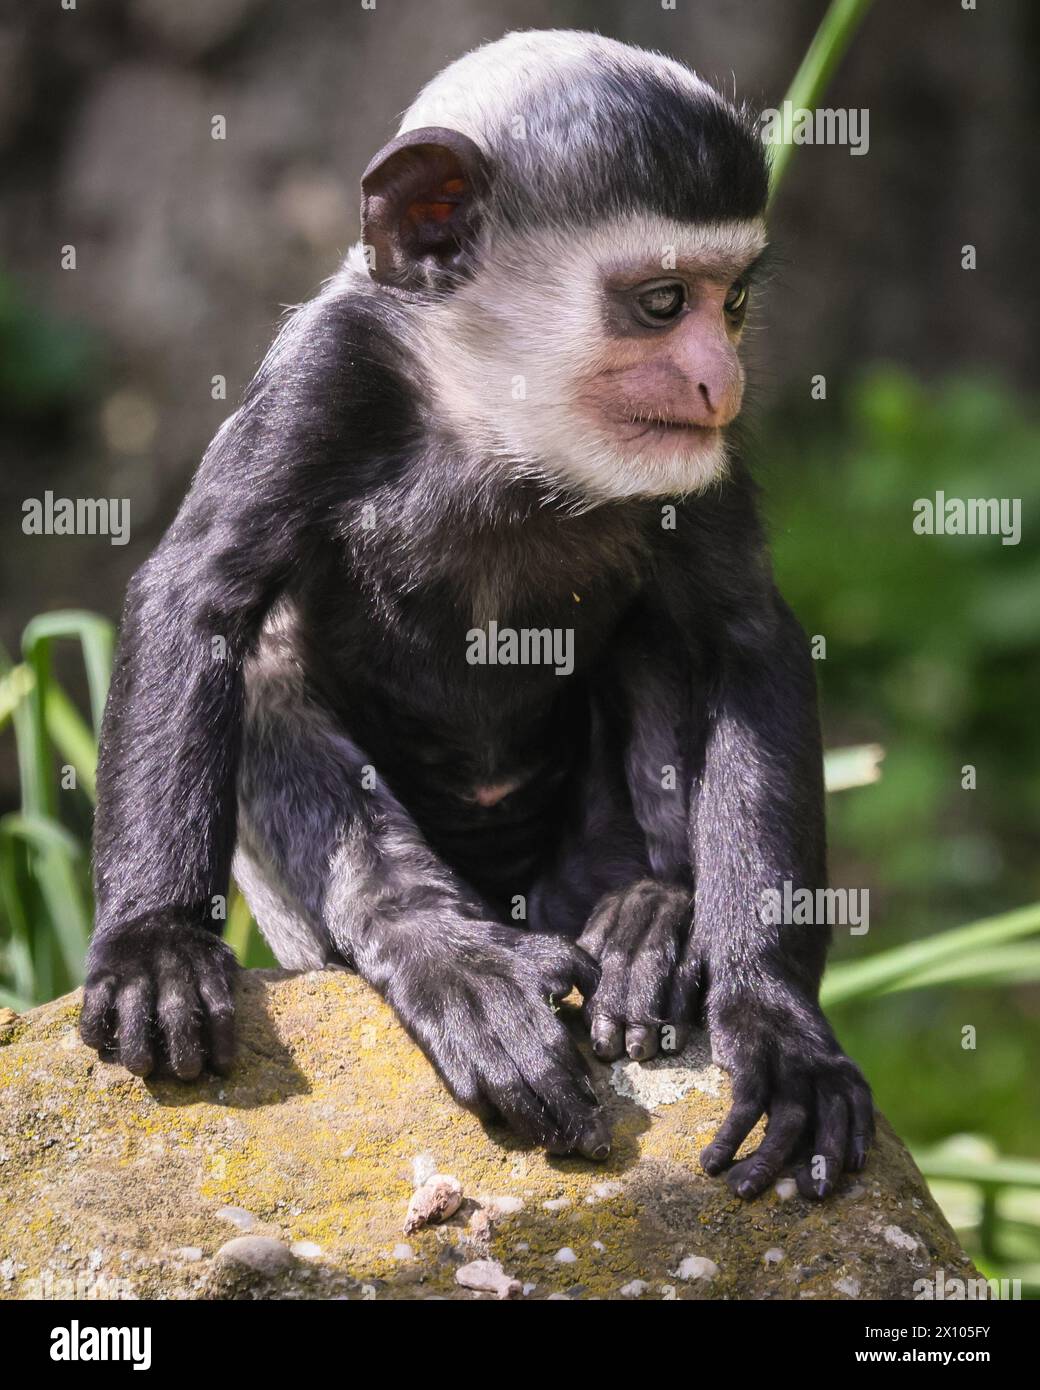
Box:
[234,634,609,1160]
[527,689,703,1066]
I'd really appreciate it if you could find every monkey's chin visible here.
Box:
[610,424,727,498]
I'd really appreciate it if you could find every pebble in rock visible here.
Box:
[620,1279,650,1297]
[404,1173,463,1234]
[675,1255,719,1282]
[455,1259,521,1300]
[216,1206,256,1231]
[215,1236,295,1276]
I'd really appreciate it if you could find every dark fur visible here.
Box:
[82,45,872,1196]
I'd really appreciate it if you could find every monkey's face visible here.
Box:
[420,214,766,505]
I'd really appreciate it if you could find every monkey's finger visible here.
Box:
[700,1097,763,1175]
[198,970,236,1075]
[589,1013,625,1061]
[115,978,156,1077]
[157,978,204,1081]
[624,1022,658,1061]
[576,893,624,959]
[575,1112,612,1163]
[846,1076,876,1172]
[522,935,600,1001]
[794,1090,847,1200]
[79,976,117,1052]
[726,1096,810,1200]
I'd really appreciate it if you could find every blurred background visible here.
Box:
[1,0,1037,1291]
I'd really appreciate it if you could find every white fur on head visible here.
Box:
[398,29,722,147]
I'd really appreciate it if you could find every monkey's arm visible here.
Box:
[590,478,873,1197]
[693,591,873,1199]
[81,295,354,1078]
[81,423,300,1077]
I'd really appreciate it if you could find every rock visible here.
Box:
[0,970,980,1301]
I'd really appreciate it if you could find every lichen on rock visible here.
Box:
[0,970,979,1300]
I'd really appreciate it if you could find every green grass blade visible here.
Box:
[22,610,115,736]
[768,0,876,204]
[915,1152,1040,1194]
[0,813,88,985]
[0,662,34,732]
[225,887,255,961]
[44,682,99,800]
[824,742,884,793]
[0,834,36,1003]
[823,902,1040,1006]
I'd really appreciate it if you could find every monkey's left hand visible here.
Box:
[577,880,700,1062]
[700,1005,875,1200]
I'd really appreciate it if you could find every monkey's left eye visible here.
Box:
[634,282,687,326]
[724,280,749,318]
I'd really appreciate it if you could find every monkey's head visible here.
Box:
[359,31,768,505]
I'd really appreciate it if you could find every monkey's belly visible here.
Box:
[404,763,572,908]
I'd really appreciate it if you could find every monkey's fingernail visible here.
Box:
[736,1179,757,1199]
[577,1118,612,1161]
[814,1180,832,1199]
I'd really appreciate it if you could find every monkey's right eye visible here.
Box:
[633,282,687,327]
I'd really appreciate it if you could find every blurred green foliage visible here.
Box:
[764,369,1040,1291]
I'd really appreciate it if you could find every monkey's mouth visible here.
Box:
[619,415,718,441]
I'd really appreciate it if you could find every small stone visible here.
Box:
[763,1247,785,1266]
[411,1152,437,1185]
[215,1236,294,1276]
[592,1241,606,1252]
[404,1173,462,1234]
[455,1259,521,1300]
[620,1279,650,1297]
[484,1195,524,1218]
[216,1205,255,1231]
[775,1178,798,1200]
[554,1247,577,1263]
[882,1224,919,1253]
[291,1241,323,1259]
[835,1276,861,1297]
[173,1246,203,1262]
[543,1197,572,1211]
[392,1243,413,1260]
[587,1181,623,1204]
[675,1255,719,1282]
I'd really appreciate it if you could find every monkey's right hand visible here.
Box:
[384,926,611,1161]
[79,918,238,1081]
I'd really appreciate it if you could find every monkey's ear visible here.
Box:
[361,126,491,292]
